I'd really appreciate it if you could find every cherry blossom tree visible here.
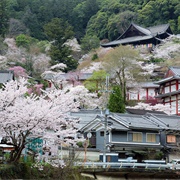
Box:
[127,102,172,115]
[9,66,28,78]
[67,85,98,109]
[0,79,89,163]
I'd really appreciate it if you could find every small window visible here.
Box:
[147,133,156,143]
[133,132,142,142]
[167,135,176,143]
[100,131,104,136]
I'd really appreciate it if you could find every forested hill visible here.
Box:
[0,0,180,75]
[1,0,180,41]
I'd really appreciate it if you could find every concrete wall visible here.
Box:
[58,149,100,162]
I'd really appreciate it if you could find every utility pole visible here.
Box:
[103,76,110,167]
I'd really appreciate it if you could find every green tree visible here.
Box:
[44,18,78,71]
[15,34,30,47]
[0,0,9,37]
[81,34,100,53]
[103,46,144,103]
[84,70,108,93]
[72,0,99,39]
[178,16,180,33]
[108,85,125,113]
[107,11,136,41]
[86,11,109,40]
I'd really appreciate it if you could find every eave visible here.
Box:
[154,76,180,85]
[155,90,180,98]
[101,35,154,47]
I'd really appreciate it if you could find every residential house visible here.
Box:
[101,23,173,50]
[155,67,180,115]
[74,110,180,162]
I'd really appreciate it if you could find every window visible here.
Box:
[100,131,104,136]
[133,132,142,142]
[167,135,176,143]
[147,133,156,143]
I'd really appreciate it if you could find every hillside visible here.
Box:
[0,35,180,81]
[78,35,180,79]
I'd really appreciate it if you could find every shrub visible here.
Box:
[15,34,30,48]
[149,57,164,63]
[91,53,98,61]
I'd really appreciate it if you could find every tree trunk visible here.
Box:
[9,144,25,163]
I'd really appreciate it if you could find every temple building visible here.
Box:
[101,23,173,49]
[155,67,180,115]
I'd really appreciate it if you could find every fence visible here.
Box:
[75,162,179,170]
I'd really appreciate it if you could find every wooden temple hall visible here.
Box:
[101,23,173,49]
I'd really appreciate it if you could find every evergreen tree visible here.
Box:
[44,18,78,71]
[0,0,9,37]
[108,85,125,113]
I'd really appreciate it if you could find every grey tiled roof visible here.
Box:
[169,67,180,76]
[126,108,166,115]
[0,70,14,83]
[148,24,170,35]
[139,82,159,88]
[151,113,180,131]
[43,72,92,81]
[77,110,180,132]
[102,35,153,47]
[69,109,102,129]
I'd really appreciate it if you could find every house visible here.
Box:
[101,23,173,49]
[0,70,14,84]
[75,111,180,162]
[155,67,180,115]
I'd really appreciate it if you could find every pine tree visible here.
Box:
[108,85,125,113]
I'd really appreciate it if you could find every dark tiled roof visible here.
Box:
[0,70,14,83]
[155,89,180,98]
[101,35,153,47]
[126,108,166,115]
[154,76,180,84]
[101,23,172,47]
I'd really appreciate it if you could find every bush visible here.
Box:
[91,53,98,61]
[0,163,91,179]
[149,57,164,63]
[37,40,50,53]
[15,34,30,48]
[15,34,39,49]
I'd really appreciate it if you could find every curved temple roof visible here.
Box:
[101,23,173,47]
